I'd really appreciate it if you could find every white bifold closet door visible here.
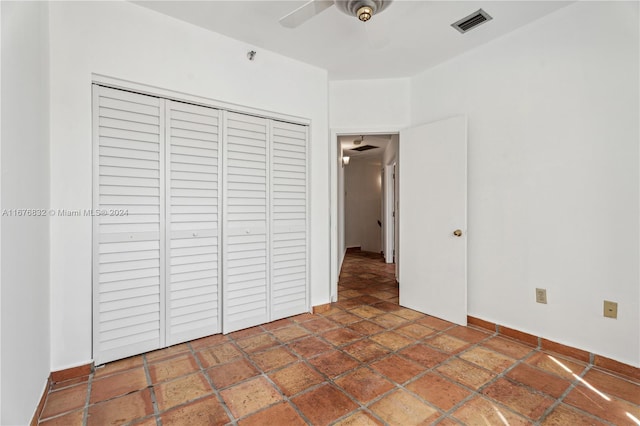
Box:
[166,100,222,345]
[222,112,270,333]
[93,86,165,365]
[270,121,309,320]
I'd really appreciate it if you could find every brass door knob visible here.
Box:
[453,229,463,237]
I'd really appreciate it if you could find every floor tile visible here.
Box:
[249,346,297,372]
[452,396,531,425]
[406,372,472,411]
[370,313,407,329]
[90,367,148,403]
[525,352,587,380]
[445,325,491,343]
[416,316,454,331]
[86,389,153,425]
[435,358,496,390]
[393,307,426,321]
[399,344,449,368]
[154,373,213,411]
[221,376,283,419]
[269,361,326,396]
[189,334,229,351]
[342,339,390,363]
[292,384,358,426]
[371,355,426,385]
[424,334,469,354]
[230,326,264,340]
[261,318,293,331]
[301,317,339,333]
[333,410,384,426]
[541,404,608,426]
[563,383,640,425]
[196,342,243,368]
[349,305,385,319]
[287,336,333,358]
[369,389,439,425]
[272,324,311,343]
[327,311,362,325]
[238,402,306,426]
[335,367,395,403]
[40,383,88,420]
[39,409,83,426]
[93,355,144,379]
[145,343,190,363]
[395,323,436,340]
[347,320,386,336]
[460,346,516,373]
[580,368,640,405]
[309,350,360,378]
[148,353,200,383]
[50,376,90,392]
[235,333,279,353]
[507,363,572,398]
[321,328,362,346]
[482,378,554,421]
[370,331,413,351]
[482,336,536,359]
[207,358,259,389]
[160,395,230,426]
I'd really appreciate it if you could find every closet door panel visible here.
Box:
[270,121,309,320]
[223,112,269,333]
[167,100,222,345]
[93,85,164,365]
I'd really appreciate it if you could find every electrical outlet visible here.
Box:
[603,300,618,319]
[536,288,547,304]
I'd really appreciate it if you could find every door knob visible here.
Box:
[453,229,463,237]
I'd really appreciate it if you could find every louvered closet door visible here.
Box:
[93,85,164,365]
[223,112,269,333]
[270,121,309,319]
[166,101,221,345]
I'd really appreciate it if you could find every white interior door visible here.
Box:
[399,116,467,325]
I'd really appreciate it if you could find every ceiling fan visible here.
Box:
[280,0,393,28]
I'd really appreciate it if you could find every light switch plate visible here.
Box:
[536,288,547,304]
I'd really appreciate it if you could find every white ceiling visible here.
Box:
[133,0,572,80]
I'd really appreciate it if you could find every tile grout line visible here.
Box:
[142,354,162,426]
[82,371,94,426]
[187,341,239,426]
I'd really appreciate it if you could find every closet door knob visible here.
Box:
[453,229,463,237]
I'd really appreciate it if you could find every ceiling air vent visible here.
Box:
[452,9,493,34]
[350,145,378,152]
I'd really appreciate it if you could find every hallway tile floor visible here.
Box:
[38,249,640,425]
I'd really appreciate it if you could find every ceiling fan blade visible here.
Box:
[279,0,334,28]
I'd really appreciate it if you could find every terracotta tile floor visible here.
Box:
[39,249,640,425]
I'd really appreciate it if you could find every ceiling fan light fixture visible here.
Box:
[335,0,391,23]
[357,6,373,21]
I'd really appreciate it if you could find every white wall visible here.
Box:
[411,1,639,366]
[329,78,410,130]
[1,1,51,423]
[344,158,383,252]
[48,1,329,370]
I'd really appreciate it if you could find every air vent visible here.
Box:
[350,145,378,152]
[452,9,492,34]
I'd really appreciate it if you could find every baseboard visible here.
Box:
[467,315,640,380]
[50,362,94,383]
[313,303,332,314]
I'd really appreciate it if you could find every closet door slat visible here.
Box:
[167,100,222,345]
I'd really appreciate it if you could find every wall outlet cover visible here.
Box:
[603,300,618,319]
[536,288,547,304]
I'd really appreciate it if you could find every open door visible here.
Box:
[399,116,467,325]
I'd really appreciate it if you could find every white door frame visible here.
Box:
[384,163,395,264]
[329,128,400,302]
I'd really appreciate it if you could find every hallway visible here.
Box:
[37,249,639,425]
